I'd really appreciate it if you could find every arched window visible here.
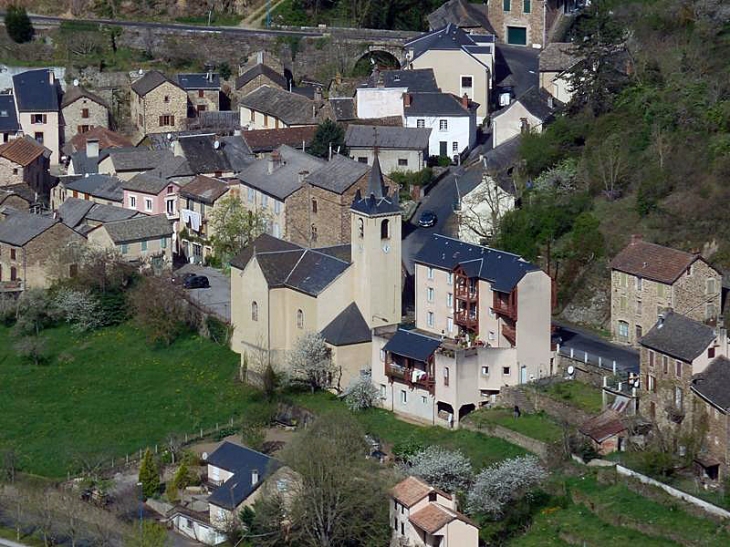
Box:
[252,301,259,321]
[358,218,364,238]
[297,309,304,329]
[381,218,390,239]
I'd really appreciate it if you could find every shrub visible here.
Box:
[53,288,103,332]
[5,5,34,43]
[344,375,380,412]
[138,449,160,499]
[404,446,473,493]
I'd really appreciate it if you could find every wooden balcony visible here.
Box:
[502,324,516,346]
[492,290,517,321]
[385,363,435,393]
[454,284,478,302]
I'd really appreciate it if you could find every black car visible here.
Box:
[184,275,210,289]
[174,272,197,285]
[417,210,438,228]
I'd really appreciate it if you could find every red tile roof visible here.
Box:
[0,136,48,166]
[241,127,317,153]
[68,127,133,154]
[409,502,477,534]
[610,237,701,284]
[391,476,451,508]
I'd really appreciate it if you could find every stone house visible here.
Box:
[235,63,288,99]
[539,42,579,103]
[12,69,62,164]
[60,85,110,143]
[178,175,233,263]
[0,185,33,212]
[579,409,628,455]
[87,214,174,268]
[239,86,328,130]
[97,148,174,181]
[639,311,726,434]
[56,174,124,208]
[0,136,52,199]
[173,134,252,178]
[177,72,221,116]
[610,235,723,347]
[485,0,572,47]
[0,94,21,143]
[240,127,317,156]
[491,86,555,147]
[0,211,85,291]
[57,197,141,232]
[345,125,431,174]
[130,71,187,136]
[64,126,132,156]
[391,476,479,547]
[427,0,494,33]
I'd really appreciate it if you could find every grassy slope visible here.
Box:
[464,409,564,443]
[541,381,604,414]
[0,323,253,478]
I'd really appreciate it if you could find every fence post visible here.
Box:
[613,361,617,374]
[570,348,574,359]
[584,351,588,364]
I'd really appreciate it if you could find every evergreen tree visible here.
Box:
[308,119,346,159]
[5,5,34,44]
[138,449,160,499]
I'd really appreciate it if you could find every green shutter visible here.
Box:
[120,244,127,255]
[524,0,531,13]
[503,0,511,11]
[141,241,148,252]
[161,237,167,249]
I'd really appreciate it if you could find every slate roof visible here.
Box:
[147,155,194,179]
[610,238,701,284]
[0,211,58,246]
[350,156,400,216]
[320,303,371,346]
[65,174,124,202]
[235,63,288,91]
[229,233,301,271]
[107,148,174,172]
[691,356,730,412]
[406,23,494,65]
[177,73,221,90]
[0,136,48,166]
[176,134,253,174]
[329,97,356,121]
[391,476,451,508]
[579,409,626,443]
[238,145,326,201]
[12,69,60,112]
[197,110,241,132]
[0,95,20,133]
[101,214,173,244]
[57,198,95,228]
[427,0,494,32]
[383,329,442,362]
[123,172,169,195]
[495,86,554,121]
[178,175,229,204]
[346,125,431,150]
[69,148,112,176]
[415,234,540,293]
[363,69,440,93]
[85,203,141,224]
[405,92,475,117]
[61,85,108,109]
[241,127,317,153]
[206,442,279,510]
[539,42,580,73]
[67,127,132,154]
[240,86,322,126]
[305,154,369,194]
[639,311,716,363]
[131,70,180,96]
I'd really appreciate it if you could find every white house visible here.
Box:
[355,69,439,120]
[458,171,515,244]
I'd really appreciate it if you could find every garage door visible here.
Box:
[507,26,527,45]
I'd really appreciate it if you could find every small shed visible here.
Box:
[579,409,627,455]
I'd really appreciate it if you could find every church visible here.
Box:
[229,157,403,388]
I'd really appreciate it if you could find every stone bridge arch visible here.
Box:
[352,43,406,76]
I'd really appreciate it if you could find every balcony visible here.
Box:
[0,280,24,292]
[492,292,517,321]
[454,284,478,301]
[454,308,478,325]
[385,363,435,392]
[502,324,516,346]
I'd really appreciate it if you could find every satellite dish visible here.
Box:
[202,451,209,461]
[213,140,220,149]
[72,78,79,87]
[567,365,575,376]
[138,69,144,76]
[166,133,173,141]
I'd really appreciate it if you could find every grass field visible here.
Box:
[0,323,256,478]
[290,392,527,470]
[540,381,604,414]
[464,409,563,443]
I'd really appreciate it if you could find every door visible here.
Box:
[520,365,527,384]
[507,26,528,45]
[439,141,448,156]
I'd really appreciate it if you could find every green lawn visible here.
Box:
[290,392,526,470]
[541,381,604,414]
[464,408,564,443]
[0,323,256,478]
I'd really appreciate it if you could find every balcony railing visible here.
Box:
[454,309,478,325]
[454,284,478,301]
[502,324,516,345]
[492,299,517,320]
[385,363,435,391]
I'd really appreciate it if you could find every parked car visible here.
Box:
[174,272,196,285]
[418,210,438,228]
[184,275,210,289]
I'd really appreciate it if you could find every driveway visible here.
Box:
[553,321,640,375]
[176,264,231,322]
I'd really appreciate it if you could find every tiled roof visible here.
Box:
[409,503,457,534]
[107,148,174,172]
[235,64,288,91]
[329,97,356,121]
[610,238,702,284]
[405,92,475,117]
[0,211,58,246]
[101,214,173,244]
[238,145,325,201]
[415,234,539,293]
[240,85,323,126]
[12,69,60,112]
[692,356,730,412]
[0,94,20,133]
[406,23,494,65]
[67,127,132,154]
[65,174,124,202]
[176,134,253,174]
[123,172,169,195]
[539,42,579,73]
[639,311,716,363]
[131,70,181,96]
[427,0,494,32]
[57,198,95,228]
[177,73,221,90]
[61,85,108,109]
[0,136,48,166]
[178,175,229,204]
[305,154,369,194]
[241,127,318,153]
[320,302,371,346]
[391,476,451,508]
[362,69,439,93]
[579,409,626,443]
[346,125,431,150]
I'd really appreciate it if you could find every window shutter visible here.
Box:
[77,126,82,133]
[159,116,164,126]
[170,115,175,126]
[42,114,47,124]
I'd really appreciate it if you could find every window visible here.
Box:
[447,293,453,307]
[523,0,531,13]
[261,194,268,208]
[10,249,16,261]
[400,523,404,535]
[648,350,655,367]
[198,89,204,98]
[358,218,364,238]
[447,272,453,285]
[439,119,448,131]
[635,277,643,290]
[141,240,148,252]
[620,272,628,287]
[310,224,317,241]
[707,278,716,295]
[617,321,629,339]
[193,244,202,257]
[649,401,656,419]
[657,283,665,297]
[166,198,175,216]
[296,309,304,329]
[452,141,459,152]
[675,387,683,409]
[164,95,170,103]
[393,517,397,531]
[427,267,434,279]
[34,132,44,144]
[503,366,511,375]
[447,317,453,333]
[120,244,128,255]
[357,157,368,163]
[159,115,175,126]
[398,158,408,167]
[311,198,318,213]
[636,299,643,317]
[264,114,269,128]
[31,114,46,124]
[167,185,174,195]
[394,500,398,511]
[461,76,473,88]
[706,303,717,320]
[427,311,434,327]
[249,109,255,123]
[647,374,656,393]
[503,0,511,11]
[144,198,153,212]
[427,287,434,302]
[636,324,643,340]
[129,195,137,208]
[400,390,407,404]
[252,301,258,321]
[381,219,390,239]
[686,264,693,276]
[416,119,425,128]
[444,367,450,387]
[273,223,281,238]
[138,113,143,127]
[274,200,281,214]
[676,360,682,378]
[82,108,89,119]
[160,237,167,249]
[709,347,716,359]
[619,296,627,311]
[248,187,255,203]
[489,331,496,341]
[380,349,386,362]
[12,168,17,175]
[662,355,668,374]
[482,366,489,375]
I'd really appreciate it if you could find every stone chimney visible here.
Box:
[298,170,309,183]
[461,93,469,108]
[314,87,323,101]
[268,150,282,174]
[404,93,411,108]
[630,234,644,245]
[86,138,99,159]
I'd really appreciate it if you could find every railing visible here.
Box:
[492,300,517,320]
[455,284,478,301]
[385,364,434,391]
[502,324,516,345]
[385,363,407,381]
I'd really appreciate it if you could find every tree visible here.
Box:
[218,61,232,80]
[459,174,515,243]
[466,455,547,517]
[14,289,57,336]
[5,5,34,44]
[308,119,346,159]
[344,373,380,411]
[171,462,192,493]
[286,331,340,392]
[403,446,473,494]
[208,195,270,264]
[0,447,18,484]
[570,212,604,261]
[14,335,48,366]
[125,520,169,547]
[54,288,103,332]
[129,276,197,346]
[138,449,160,500]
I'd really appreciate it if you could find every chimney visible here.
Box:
[251,469,259,486]
[268,150,282,174]
[298,170,309,183]
[314,87,323,101]
[48,70,55,85]
[404,93,411,107]
[461,93,469,108]
[630,234,644,245]
[86,138,99,159]
[257,51,264,65]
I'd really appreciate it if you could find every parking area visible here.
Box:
[176,264,230,322]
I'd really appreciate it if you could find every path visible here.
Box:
[0,538,30,547]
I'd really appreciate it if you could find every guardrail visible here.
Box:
[557,344,635,379]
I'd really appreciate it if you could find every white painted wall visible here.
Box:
[356,87,406,119]
[404,114,475,158]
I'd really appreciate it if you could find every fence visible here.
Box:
[557,344,634,378]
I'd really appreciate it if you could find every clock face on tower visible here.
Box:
[382,244,391,253]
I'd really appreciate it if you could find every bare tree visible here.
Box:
[459,174,515,243]
[286,332,340,393]
[129,276,199,346]
[587,133,628,199]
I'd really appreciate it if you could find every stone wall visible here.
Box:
[674,259,722,323]
[498,384,592,427]
[186,89,220,114]
[461,420,553,460]
[236,74,286,100]
[62,97,109,142]
[133,81,188,135]
[486,0,551,47]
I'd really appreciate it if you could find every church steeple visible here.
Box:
[351,154,400,217]
[367,155,385,199]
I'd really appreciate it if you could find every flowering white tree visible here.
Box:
[344,374,380,411]
[466,455,548,517]
[53,288,102,332]
[286,332,340,393]
[404,446,473,493]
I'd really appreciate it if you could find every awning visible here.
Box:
[383,329,441,362]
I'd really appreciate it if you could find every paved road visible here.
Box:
[553,321,640,375]
[177,264,231,322]
[0,538,30,547]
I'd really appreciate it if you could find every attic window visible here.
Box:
[164,95,170,103]
[0,110,7,117]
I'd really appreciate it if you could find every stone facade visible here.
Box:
[237,74,284,100]
[0,155,49,199]
[186,89,220,115]
[693,397,730,481]
[88,227,173,267]
[131,81,187,136]
[61,97,109,143]
[611,260,722,347]
[486,0,562,47]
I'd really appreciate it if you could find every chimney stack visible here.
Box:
[86,138,99,159]
[298,170,309,183]
[48,70,55,85]
[631,234,644,245]
[251,469,259,486]
[461,93,469,108]
[314,87,323,101]
[404,93,411,107]
[268,150,282,174]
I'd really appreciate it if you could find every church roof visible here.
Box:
[350,156,400,216]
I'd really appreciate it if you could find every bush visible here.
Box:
[389,168,434,189]
[404,446,473,493]
[138,448,160,499]
[344,374,380,412]
[53,288,103,332]
[5,5,34,43]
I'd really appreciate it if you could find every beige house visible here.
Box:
[0,136,51,199]
[97,148,174,181]
[0,211,85,291]
[405,24,495,121]
[391,476,479,547]
[12,69,62,164]
[87,214,173,269]
[60,86,110,143]
[239,86,327,130]
[178,175,233,264]
[177,72,221,116]
[130,71,187,136]
[492,86,555,147]
[345,125,431,175]
[539,42,578,103]
[372,234,553,427]
[610,235,722,347]
[230,162,402,389]
[235,63,288,98]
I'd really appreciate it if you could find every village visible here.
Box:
[0,0,729,546]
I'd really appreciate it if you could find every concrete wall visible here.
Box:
[356,87,406,119]
[492,101,544,147]
[62,96,109,143]
[404,112,474,158]
[540,70,574,103]
[124,185,178,216]
[515,270,553,382]
[348,147,426,175]
[415,263,455,336]
[240,183,285,239]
